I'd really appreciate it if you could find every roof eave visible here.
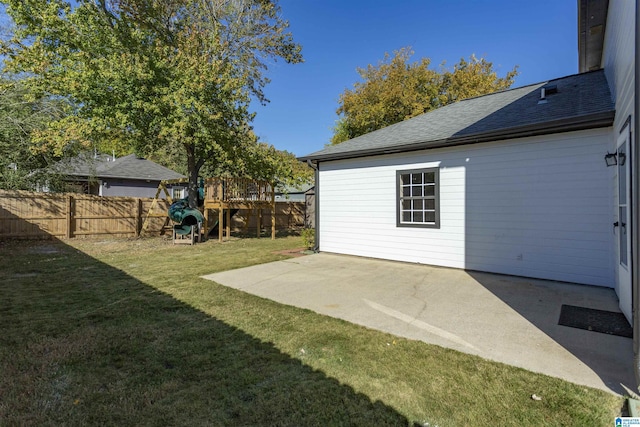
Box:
[578,0,609,73]
[63,173,185,181]
[300,111,615,163]
[101,175,185,181]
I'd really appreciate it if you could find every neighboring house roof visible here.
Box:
[56,153,185,181]
[300,70,615,162]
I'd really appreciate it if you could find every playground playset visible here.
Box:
[142,177,276,245]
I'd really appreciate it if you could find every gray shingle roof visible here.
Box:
[58,153,185,181]
[300,70,615,162]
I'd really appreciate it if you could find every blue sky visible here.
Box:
[252,0,578,156]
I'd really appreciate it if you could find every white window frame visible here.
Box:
[397,167,440,228]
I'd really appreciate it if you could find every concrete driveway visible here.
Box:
[202,252,635,394]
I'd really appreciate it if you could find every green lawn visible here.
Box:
[0,235,624,425]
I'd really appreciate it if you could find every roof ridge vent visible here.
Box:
[538,84,557,105]
[538,87,548,104]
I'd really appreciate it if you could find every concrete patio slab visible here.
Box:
[202,252,635,394]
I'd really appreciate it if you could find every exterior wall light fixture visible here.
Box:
[604,152,617,167]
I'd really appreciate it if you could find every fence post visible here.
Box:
[256,207,261,238]
[271,184,276,239]
[66,195,74,239]
[218,208,224,242]
[225,207,231,240]
[136,198,142,237]
[271,204,276,240]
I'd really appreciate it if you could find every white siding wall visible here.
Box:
[601,0,635,300]
[602,0,635,132]
[318,129,614,287]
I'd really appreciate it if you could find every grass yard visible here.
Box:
[0,235,624,425]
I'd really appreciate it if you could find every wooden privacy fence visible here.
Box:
[231,202,305,232]
[0,190,306,240]
[0,190,170,239]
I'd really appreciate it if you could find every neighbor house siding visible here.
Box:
[275,193,306,202]
[100,179,161,198]
[318,128,614,287]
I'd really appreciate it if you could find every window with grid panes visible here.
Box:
[397,168,439,228]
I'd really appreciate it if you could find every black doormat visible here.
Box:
[558,305,632,338]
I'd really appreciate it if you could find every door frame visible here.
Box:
[617,117,633,322]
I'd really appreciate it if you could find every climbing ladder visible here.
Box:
[140,178,187,236]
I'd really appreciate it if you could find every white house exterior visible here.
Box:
[302,0,637,328]
[599,0,636,322]
[317,128,614,287]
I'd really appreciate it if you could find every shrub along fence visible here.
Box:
[0,190,305,240]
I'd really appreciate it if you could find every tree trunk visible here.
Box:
[186,144,200,208]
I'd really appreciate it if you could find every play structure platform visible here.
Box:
[203,177,276,242]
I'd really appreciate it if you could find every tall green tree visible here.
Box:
[1,0,303,206]
[242,141,313,190]
[0,79,66,190]
[146,131,313,191]
[194,131,312,190]
[331,48,518,144]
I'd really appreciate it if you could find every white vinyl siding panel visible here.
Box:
[601,0,635,300]
[602,0,635,132]
[100,179,161,198]
[318,129,614,287]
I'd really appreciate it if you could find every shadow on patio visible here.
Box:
[466,269,635,395]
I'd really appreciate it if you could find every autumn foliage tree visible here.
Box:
[1,0,304,206]
[332,47,518,144]
[0,79,66,190]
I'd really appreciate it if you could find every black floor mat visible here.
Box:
[558,304,632,338]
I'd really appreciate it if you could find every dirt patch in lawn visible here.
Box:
[272,247,309,257]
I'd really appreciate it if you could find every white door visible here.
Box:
[616,126,632,322]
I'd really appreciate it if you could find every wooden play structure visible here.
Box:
[142,177,276,243]
[203,177,275,242]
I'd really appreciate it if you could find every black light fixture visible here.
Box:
[605,152,617,167]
